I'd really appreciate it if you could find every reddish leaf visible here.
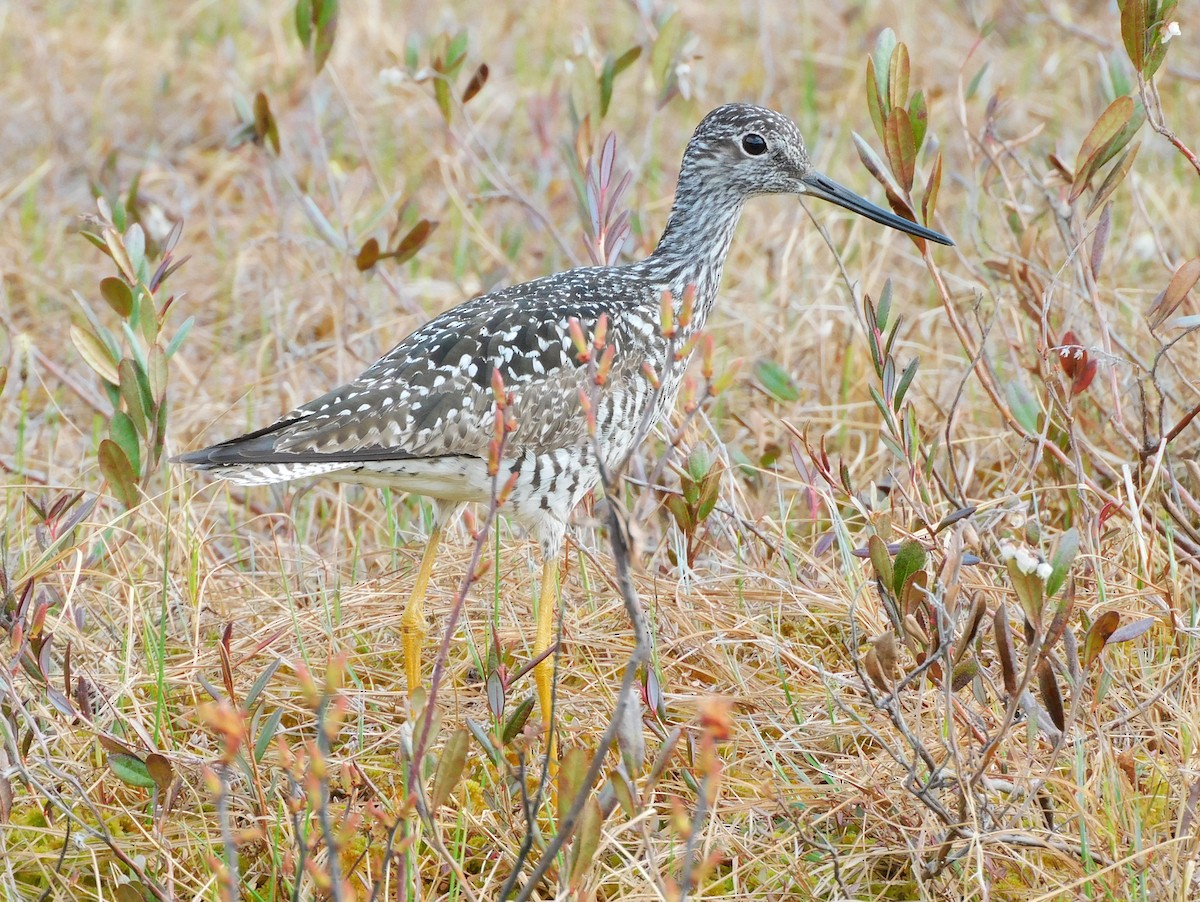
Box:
[883,109,916,193]
[1148,257,1200,330]
[389,219,438,266]
[1070,96,1142,201]
[252,92,280,155]
[145,753,174,793]
[994,603,1017,695]
[461,63,489,104]
[1083,610,1121,670]
[355,238,380,272]
[1072,360,1097,396]
[1037,658,1065,731]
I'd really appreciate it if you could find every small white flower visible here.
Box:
[1036,562,1053,581]
[999,541,1017,562]
[1162,21,1181,44]
[378,67,407,88]
[1015,548,1040,575]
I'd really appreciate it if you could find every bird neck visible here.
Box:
[638,167,747,331]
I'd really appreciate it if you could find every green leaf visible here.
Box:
[754,359,799,403]
[908,89,927,155]
[891,540,926,599]
[109,411,141,476]
[147,344,168,407]
[650,12,684,104]
[568,797,604,889]
[600,57,616,118]
[665,495,693,533]
[71,324,120,386]
[871,29,897,110]
[312,0,339,74]
[244,659,282,711]
[296,0,339,73]
[1088,141,1140,218]
[1006,558,1045,631]
[685,448,711,483]
[1005,379,1041,434]
[865,58,886,144]
[922,149,943,224]
[445,29,469,74]
[696,469,721,521]
[430,728,470,809]
[613,44,641,79]
[868,535,894,589]
[886,41,909,115]
[557,746,591,820]
[501,694,536,745]
[254,708,284,763]
[98,439,139,509]
[114,884,146,902]
[295,0,313,46]
[951,657,979,692]
[100,277,133,318]
[966,62,989,101]
[124,224,146,282]
[118,357,150,438]
[164,316,194,358]
[465,717,500,765]
[104,228,136,282]
[1121,0,1178,77]
[876,278,893,330]
[894,357,919,411]
[108,753,155,788]
[1070,96,1143,201]
[1046,528,1079,598]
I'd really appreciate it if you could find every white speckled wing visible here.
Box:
[181,266,661,473]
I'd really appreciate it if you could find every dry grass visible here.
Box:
[2,0,1199,899]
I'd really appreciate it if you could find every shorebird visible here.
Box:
[178,103,952,735]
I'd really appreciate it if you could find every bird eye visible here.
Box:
[741,133,767,155]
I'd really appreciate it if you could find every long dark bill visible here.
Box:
[801,172,953,246]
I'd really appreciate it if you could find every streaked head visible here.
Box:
[683,103,953,246]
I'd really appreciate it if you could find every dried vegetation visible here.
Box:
[1,0,1199,899]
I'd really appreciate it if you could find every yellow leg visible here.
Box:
[401,524,442,697]
[534,557,559,753]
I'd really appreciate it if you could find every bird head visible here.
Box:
[684,103,953,246]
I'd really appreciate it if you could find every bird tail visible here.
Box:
[174,424,355,486]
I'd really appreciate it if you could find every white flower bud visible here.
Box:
[1015,548,1040,575]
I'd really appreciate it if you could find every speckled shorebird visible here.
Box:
[178,103,951,730]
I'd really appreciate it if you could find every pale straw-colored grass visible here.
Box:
[1,0,1198,899]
